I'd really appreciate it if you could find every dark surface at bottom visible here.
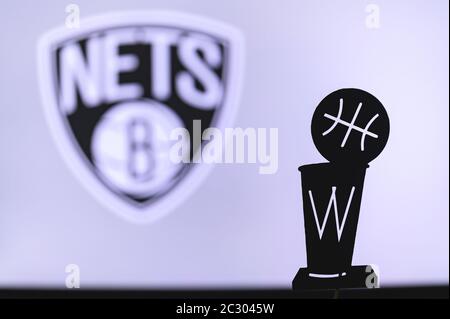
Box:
[0,286,447,299]
[293,265,378,290]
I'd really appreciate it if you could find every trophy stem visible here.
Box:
[293,163,378,290]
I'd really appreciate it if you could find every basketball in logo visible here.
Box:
[38,12,244,223]
[91,100,185,199]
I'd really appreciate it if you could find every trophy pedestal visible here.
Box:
[292,265,379,290]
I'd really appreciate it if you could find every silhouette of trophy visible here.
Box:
[293,88,390,290]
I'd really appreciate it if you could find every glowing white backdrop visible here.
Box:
[0,0,448,288]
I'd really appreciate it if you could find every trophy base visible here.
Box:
[292,265,379,290]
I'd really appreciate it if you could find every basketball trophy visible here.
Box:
[293,88,390,290]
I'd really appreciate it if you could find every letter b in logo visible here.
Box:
[91,100,185,199]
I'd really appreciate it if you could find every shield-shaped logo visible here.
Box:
[38,11,244,223]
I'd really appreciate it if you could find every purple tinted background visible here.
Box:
[0,0,448,288]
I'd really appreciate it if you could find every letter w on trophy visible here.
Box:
[308,186,356,242]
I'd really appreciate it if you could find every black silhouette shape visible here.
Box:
[293,88,390,290]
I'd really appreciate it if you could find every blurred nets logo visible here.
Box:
[38,12,244,223]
